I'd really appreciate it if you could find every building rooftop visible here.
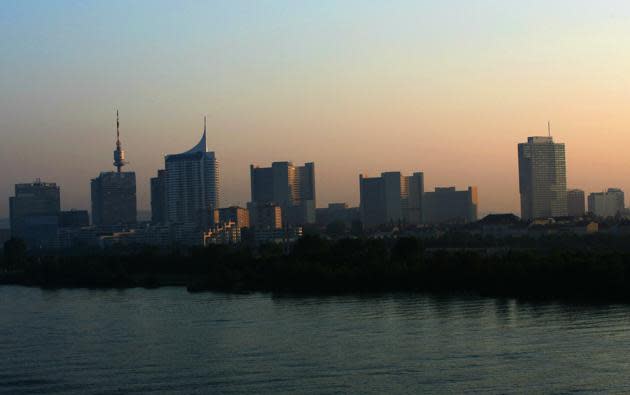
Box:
[527,136,554,144]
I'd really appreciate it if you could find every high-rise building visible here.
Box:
[406,172,424,225]
[424,186,478,224]
[91,112,136,227]
[150,169,167,224]
[518,136,567,220]
[359,171,424,228]
[9,180,60,248]
[165,117,219,225]
[567,189,586,217]
[249,161,315,225]
[588,188,625,218]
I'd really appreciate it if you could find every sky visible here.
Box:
[2,0,630,218]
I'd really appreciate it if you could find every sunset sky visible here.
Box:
[2,0,630,218]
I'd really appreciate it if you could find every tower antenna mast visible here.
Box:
[548,121,551,137]
[113,109,127,172]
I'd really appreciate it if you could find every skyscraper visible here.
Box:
[406,172,424,225]
[359,171,424,228]
[90,112,137,226]
[249,161,315,225]
[165,117,219,225]
[567,189,586,217]
[150,169,167,224]
[9,180,61,248]
[518,136,567,220]
[588,188,625,218]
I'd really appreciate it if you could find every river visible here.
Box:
[1,286,630,393]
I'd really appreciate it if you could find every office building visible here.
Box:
[91,172,137,226]
[424,186,478,224]
[316,203,360,226]
[248,202,282,230]
[249,161,315,225]
[567,189,586,217]
[588,188,625,218]
[165,117,219,225]
[406,172,424,224]
[91,112,137,226]
[150,169,167,224]
[9,180,60,248]
[359,171,424,228]
[60,210,90,228]
[518,136,567,220]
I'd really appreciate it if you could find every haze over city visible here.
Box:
[3,0,630,218]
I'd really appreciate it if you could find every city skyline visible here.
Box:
[1,115,628,219]
[3,1,630,217]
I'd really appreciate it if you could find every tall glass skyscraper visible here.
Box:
[165,119,219,225]
[518,136,567,220]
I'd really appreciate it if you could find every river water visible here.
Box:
[1,286,630,394]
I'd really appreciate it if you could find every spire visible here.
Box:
[170,116,210,156]
[113,109,127,172]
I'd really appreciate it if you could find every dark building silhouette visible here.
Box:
[9,180,60,248]
[359,171,424,228]
[250,161,315,225]
[567,189,586,217]
[60,210,89,228]
[424,186,478,224]
[91,172,137,226]
[90,112,137,227]
[248,202,282,230]
[150,169,167,224]
[316,203,360,226]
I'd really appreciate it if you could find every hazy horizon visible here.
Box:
[3,0,630,218]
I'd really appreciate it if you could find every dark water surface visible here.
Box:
[1,286,630,394]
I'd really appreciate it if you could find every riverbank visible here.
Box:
[3,236,630,301]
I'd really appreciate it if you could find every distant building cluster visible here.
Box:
[4,119,628,250]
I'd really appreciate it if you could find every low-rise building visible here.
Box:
[203,221,241,245]
[567,189,586,217]
[588,188,625,218]
[424,186,478,224]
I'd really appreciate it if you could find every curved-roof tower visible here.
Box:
[164,117,219,225]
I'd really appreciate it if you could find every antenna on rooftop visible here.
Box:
[113,109,128,172]
[547,121,551,137]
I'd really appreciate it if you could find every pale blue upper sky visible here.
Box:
[2,1,630,217]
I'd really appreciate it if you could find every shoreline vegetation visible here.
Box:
[3,234,630,301]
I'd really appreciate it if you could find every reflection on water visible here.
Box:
[1,286,630,394]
